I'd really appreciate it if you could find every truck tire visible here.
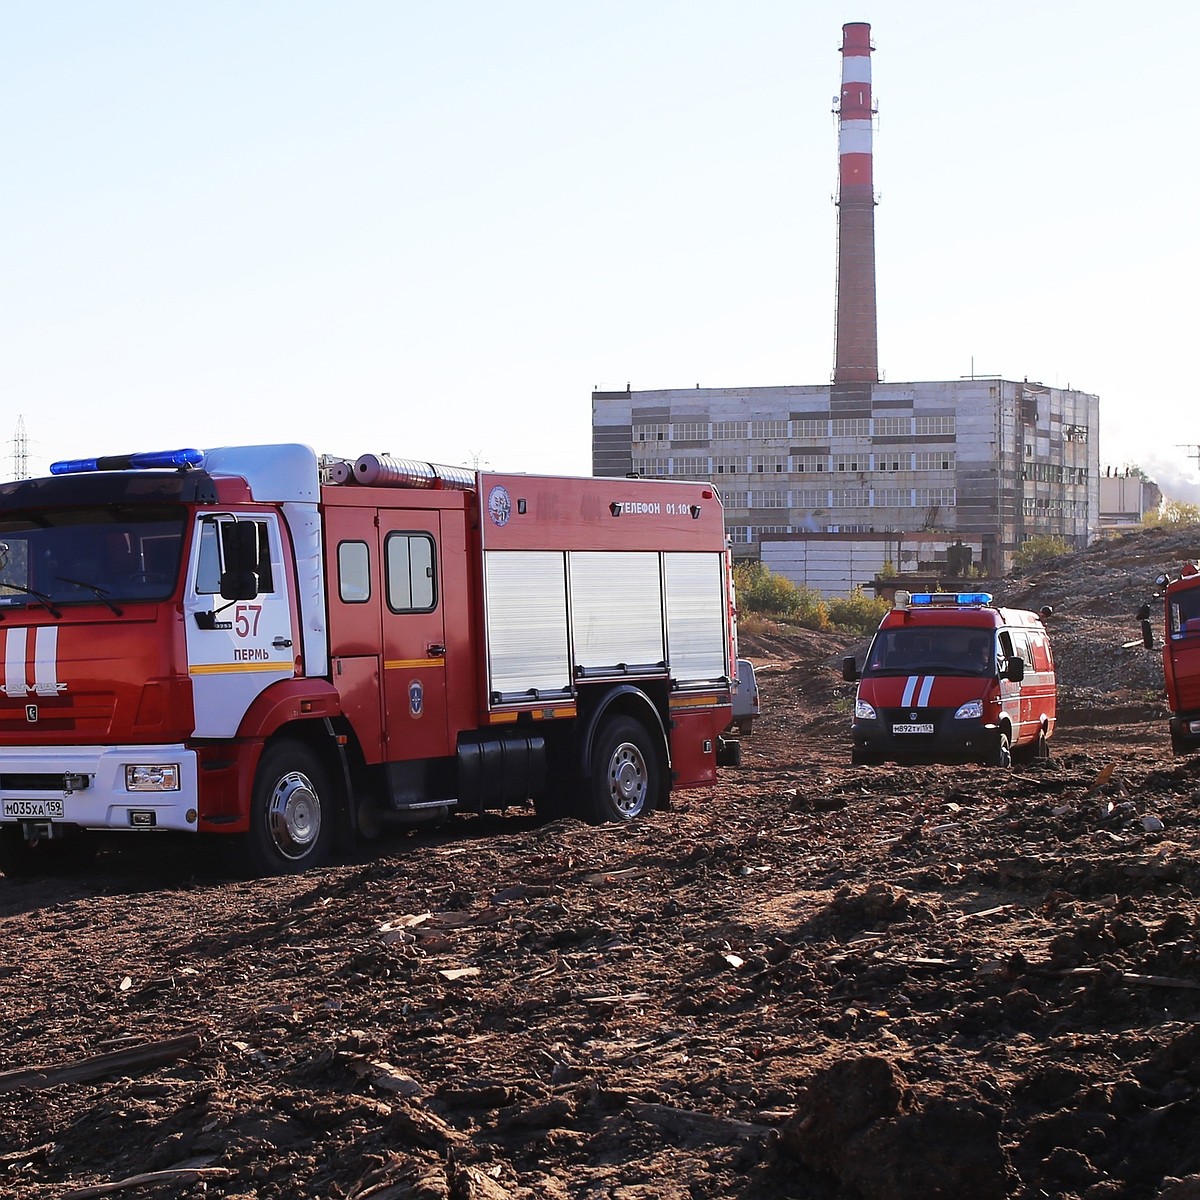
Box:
[239,740,336,875]
[586,715,659,824]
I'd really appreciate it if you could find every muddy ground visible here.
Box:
[4,528,1200,1199]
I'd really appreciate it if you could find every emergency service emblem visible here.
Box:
[408,679,424,719]
[486,484,512,528]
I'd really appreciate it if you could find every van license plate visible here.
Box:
[892,723,934,734]
[2,799,65,819]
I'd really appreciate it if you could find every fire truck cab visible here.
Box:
[1143,562,1200,755]
[842,590,1056,766]
[0,444,740,876]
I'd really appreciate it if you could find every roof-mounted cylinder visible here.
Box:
[352,453,476,492]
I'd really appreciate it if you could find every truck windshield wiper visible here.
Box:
[0,581,62,618]
[56,575,124,616]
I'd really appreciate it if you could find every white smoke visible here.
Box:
[1139,450,1200,506]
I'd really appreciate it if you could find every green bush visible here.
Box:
[732,561,830,631]
[1012,535,1072,571]
[1144,500,1200,529]
[827,586,890,634]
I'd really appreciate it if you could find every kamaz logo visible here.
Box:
[26,704,37,723]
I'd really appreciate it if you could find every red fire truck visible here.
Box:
[1140,562,1200,755]
[0,445,740,876]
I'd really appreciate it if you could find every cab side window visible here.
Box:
[196,519,275,596]
[385,532,436,613]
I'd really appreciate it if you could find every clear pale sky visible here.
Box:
[2,2,1196,497]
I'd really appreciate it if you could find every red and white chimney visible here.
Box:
[833,21,879,385]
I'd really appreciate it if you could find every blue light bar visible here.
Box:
[910,591,993,606]
[50,448,204,475]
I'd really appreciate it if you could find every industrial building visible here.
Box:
[590,22,1101,590]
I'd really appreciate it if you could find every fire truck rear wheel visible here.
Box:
[244,740,336,874]
[587,715,660,824]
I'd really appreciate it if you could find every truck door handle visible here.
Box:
[428,644,446,657]
[273,637,293,649]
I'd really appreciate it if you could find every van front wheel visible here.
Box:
[991,729,1012,769]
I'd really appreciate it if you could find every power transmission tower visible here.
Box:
[13,415,29,480]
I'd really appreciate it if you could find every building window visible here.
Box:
[713,421,749,440]
[872,488,910,507]
[753,524,790,539]
[631,457,669,476]
[721,490,750,509]
[875,452,909,472]
[750,455,786,474]
[831,418,870,437]
[633,423,668,443]
[915,487,956,507]
[727,526,751,544]
[670,456,710,476]
[914,450,955,471]
[831,488,869,507]
[790,418,827,439]
[914,415,956,437]
[791,454,827,473]
[834,453,869,473]
[713,455,746,474]
[873,416,911,436]
[670,421,710,441]
[751,419,788,439]
[753,490,787,509]
[794,488,828,506]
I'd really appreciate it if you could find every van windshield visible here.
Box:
[863,627,995,677]
[0,504,185,609]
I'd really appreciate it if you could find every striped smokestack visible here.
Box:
[833,21,878,385]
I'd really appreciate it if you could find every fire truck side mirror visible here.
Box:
[841,656,859,682]
[219,521,260,602]
[1004,658,1025,683]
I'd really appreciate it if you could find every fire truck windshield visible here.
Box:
[0,504,185,609]
[864,627,996,677]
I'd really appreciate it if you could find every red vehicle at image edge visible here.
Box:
[1140,561,1200,755]
[0,445,749,877]
[842,590,1057,767]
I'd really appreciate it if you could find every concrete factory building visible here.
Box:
[590,21,1101,591]
[591,377,1100,586]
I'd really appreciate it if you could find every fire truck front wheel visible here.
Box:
[241,740,336,875]
[587,715,660,824]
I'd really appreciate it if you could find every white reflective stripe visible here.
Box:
[3,628,28,697]
[901,676,918,706]
[918,676,935,706]
[33,627,64,696]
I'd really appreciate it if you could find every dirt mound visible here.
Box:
[3,528,1200,1199]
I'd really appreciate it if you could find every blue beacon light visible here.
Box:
[50,448,204,475]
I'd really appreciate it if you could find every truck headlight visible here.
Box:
[125,764,181,792]
[855,698,877,720]
[954,700,983,720]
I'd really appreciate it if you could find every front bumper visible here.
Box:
[0,744,199,833]
[850,713,1003,763]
